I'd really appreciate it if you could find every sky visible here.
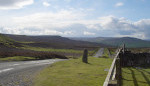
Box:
[0,0,150,39]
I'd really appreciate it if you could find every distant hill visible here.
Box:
[69,37,150,48]
[2,34,108,49]
[145,39,150,41]
[2,33,149,48]
[0,34,21,48]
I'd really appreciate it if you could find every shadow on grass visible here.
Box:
[122,78,147,84]
[135,68,150,86]
[121,69,132,74]
[121,67,139,86]
[122,67,150,86]
[100,56,109,58]
[141,69,150,74]
[128,68,139,86]
[83,62,92,65]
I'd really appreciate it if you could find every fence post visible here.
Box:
[123,44,125,54]
[82,49,88,63]
[116,58,121,86]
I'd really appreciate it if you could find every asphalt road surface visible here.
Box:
[0,59,66,86]
[94,48,104,57]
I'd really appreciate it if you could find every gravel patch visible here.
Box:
[0,65,47,86]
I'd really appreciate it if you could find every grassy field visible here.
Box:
[33,57,113,86]
[129,48,150,53]
[102,48,110,58]
[108,48,116,55]
[122,67,150,86]
[0,56,36,61]
[21,45,98,58]
[21,45,83,54]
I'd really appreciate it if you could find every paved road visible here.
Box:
[0,59,66,86]
[94,48,104,57]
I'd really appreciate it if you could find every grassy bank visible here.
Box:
[0,56,36,61]
[34,57,112,86]
[122,67,150,86]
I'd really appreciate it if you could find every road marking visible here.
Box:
[13,64,20,66]
[0,68,14,73]
[36,63,51,65]
[9,64,20,66]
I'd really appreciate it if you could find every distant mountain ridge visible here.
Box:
[69,37,150,48]
[2,33,108,49]
[1,33,149,48]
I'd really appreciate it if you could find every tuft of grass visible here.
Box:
[0,56,36,61]
[33,57,112,86]
[122,67,150,86]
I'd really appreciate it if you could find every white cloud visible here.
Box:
[0,0,34,10]
[116,32,146,39]
[0,8,150,39]
[115,2,124,7]
[64,31,74,35]
[0,26,73,36]
[13,10,85,29]
[43,2,50,7]
[86,24,101,30]
[84,31,95,36]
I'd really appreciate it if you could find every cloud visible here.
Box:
[0,9,150,39]
[12,10,85,29]
[43,2,51,7]
[0,27,73,36]
[84,31,95,36]
[115,2,124,7]
[0,0,34,10]
[95,16,150,39]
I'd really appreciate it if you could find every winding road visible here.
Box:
[0,59,66,86]
[94,48,104,57]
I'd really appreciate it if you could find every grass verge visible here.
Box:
[0,56,36,61]
[122,67,150,86]
[33,57,112,86]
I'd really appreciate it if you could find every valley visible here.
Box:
[0,33,150,86]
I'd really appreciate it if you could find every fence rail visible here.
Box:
[103,44,124,86]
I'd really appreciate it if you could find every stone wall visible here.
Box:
[121,51,150,67]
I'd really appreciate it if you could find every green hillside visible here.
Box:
[101,37,150,48]
[70,37,150,48]
[4,34,106,48]
[0,34,20,48]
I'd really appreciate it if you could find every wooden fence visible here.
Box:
[103,44,125,86]
[103,43,150,86]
